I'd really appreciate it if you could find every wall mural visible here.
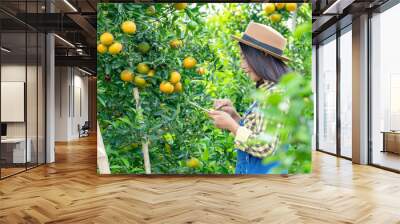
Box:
[96,3,312,175]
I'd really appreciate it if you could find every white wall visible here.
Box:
[1,65,26,138]
[55,66,69,141]
[72,73,89,138]
[1,65,25,124]
[1,65,41,138]
[54,67,89,141]
[1,64,46,164]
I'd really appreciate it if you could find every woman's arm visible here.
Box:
[208,110,240,134]
[234,111,276,158]
[213,99,241,122]
[207,110,276,158]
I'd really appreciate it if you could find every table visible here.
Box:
[1,138,31,163]
[381,131,400,154]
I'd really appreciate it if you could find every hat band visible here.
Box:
[242,34,283,56]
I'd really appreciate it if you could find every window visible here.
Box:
[317,36,337,154]
[312,45,317,150]
[370,3,400,171]
[0,1,46,179]
[339,28,352,158]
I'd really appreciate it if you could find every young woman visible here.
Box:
[208,22,290,174]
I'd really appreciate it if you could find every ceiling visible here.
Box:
[312,0,390,44]
[0,0,97,74]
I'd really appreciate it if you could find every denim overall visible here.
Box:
[235,102,285,174]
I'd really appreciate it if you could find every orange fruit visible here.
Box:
[286,3,297,12]
[182,57,197,69]
[270,13,282,23]
[120,70,134,82]
[134,76,147,87]
[174,3,187,10]
[108,42,122,55]
[121,21,136,34]
[160,81,174,94]
[97,44,107,54]
[186,158,200,168]
[100,32,113,46]
[170,39,183,48]
[275,3,285,9]
[147,69,155,77]
[196,67,206,75]
[169,71,181,84]
[136,63,150,74]
[264,3,275,14]
[173,82,182,92]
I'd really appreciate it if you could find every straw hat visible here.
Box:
[232,22,289,61]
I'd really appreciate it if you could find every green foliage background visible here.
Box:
[97,3,312,174]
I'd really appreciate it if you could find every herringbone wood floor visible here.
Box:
[1,135,400,224]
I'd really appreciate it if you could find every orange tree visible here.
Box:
[97,3,312,174]
[97,3,237,174]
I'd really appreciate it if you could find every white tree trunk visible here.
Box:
[97,122,111,174]
[142,141,151,174]
[133,87,151,174]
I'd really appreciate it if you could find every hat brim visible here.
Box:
[232,35,290,62]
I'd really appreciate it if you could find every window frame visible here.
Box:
[315,23,353,161]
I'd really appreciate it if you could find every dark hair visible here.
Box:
[239,43,289,87]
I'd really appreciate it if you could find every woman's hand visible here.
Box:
[208,110,240,135]
[213,99,241,122]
